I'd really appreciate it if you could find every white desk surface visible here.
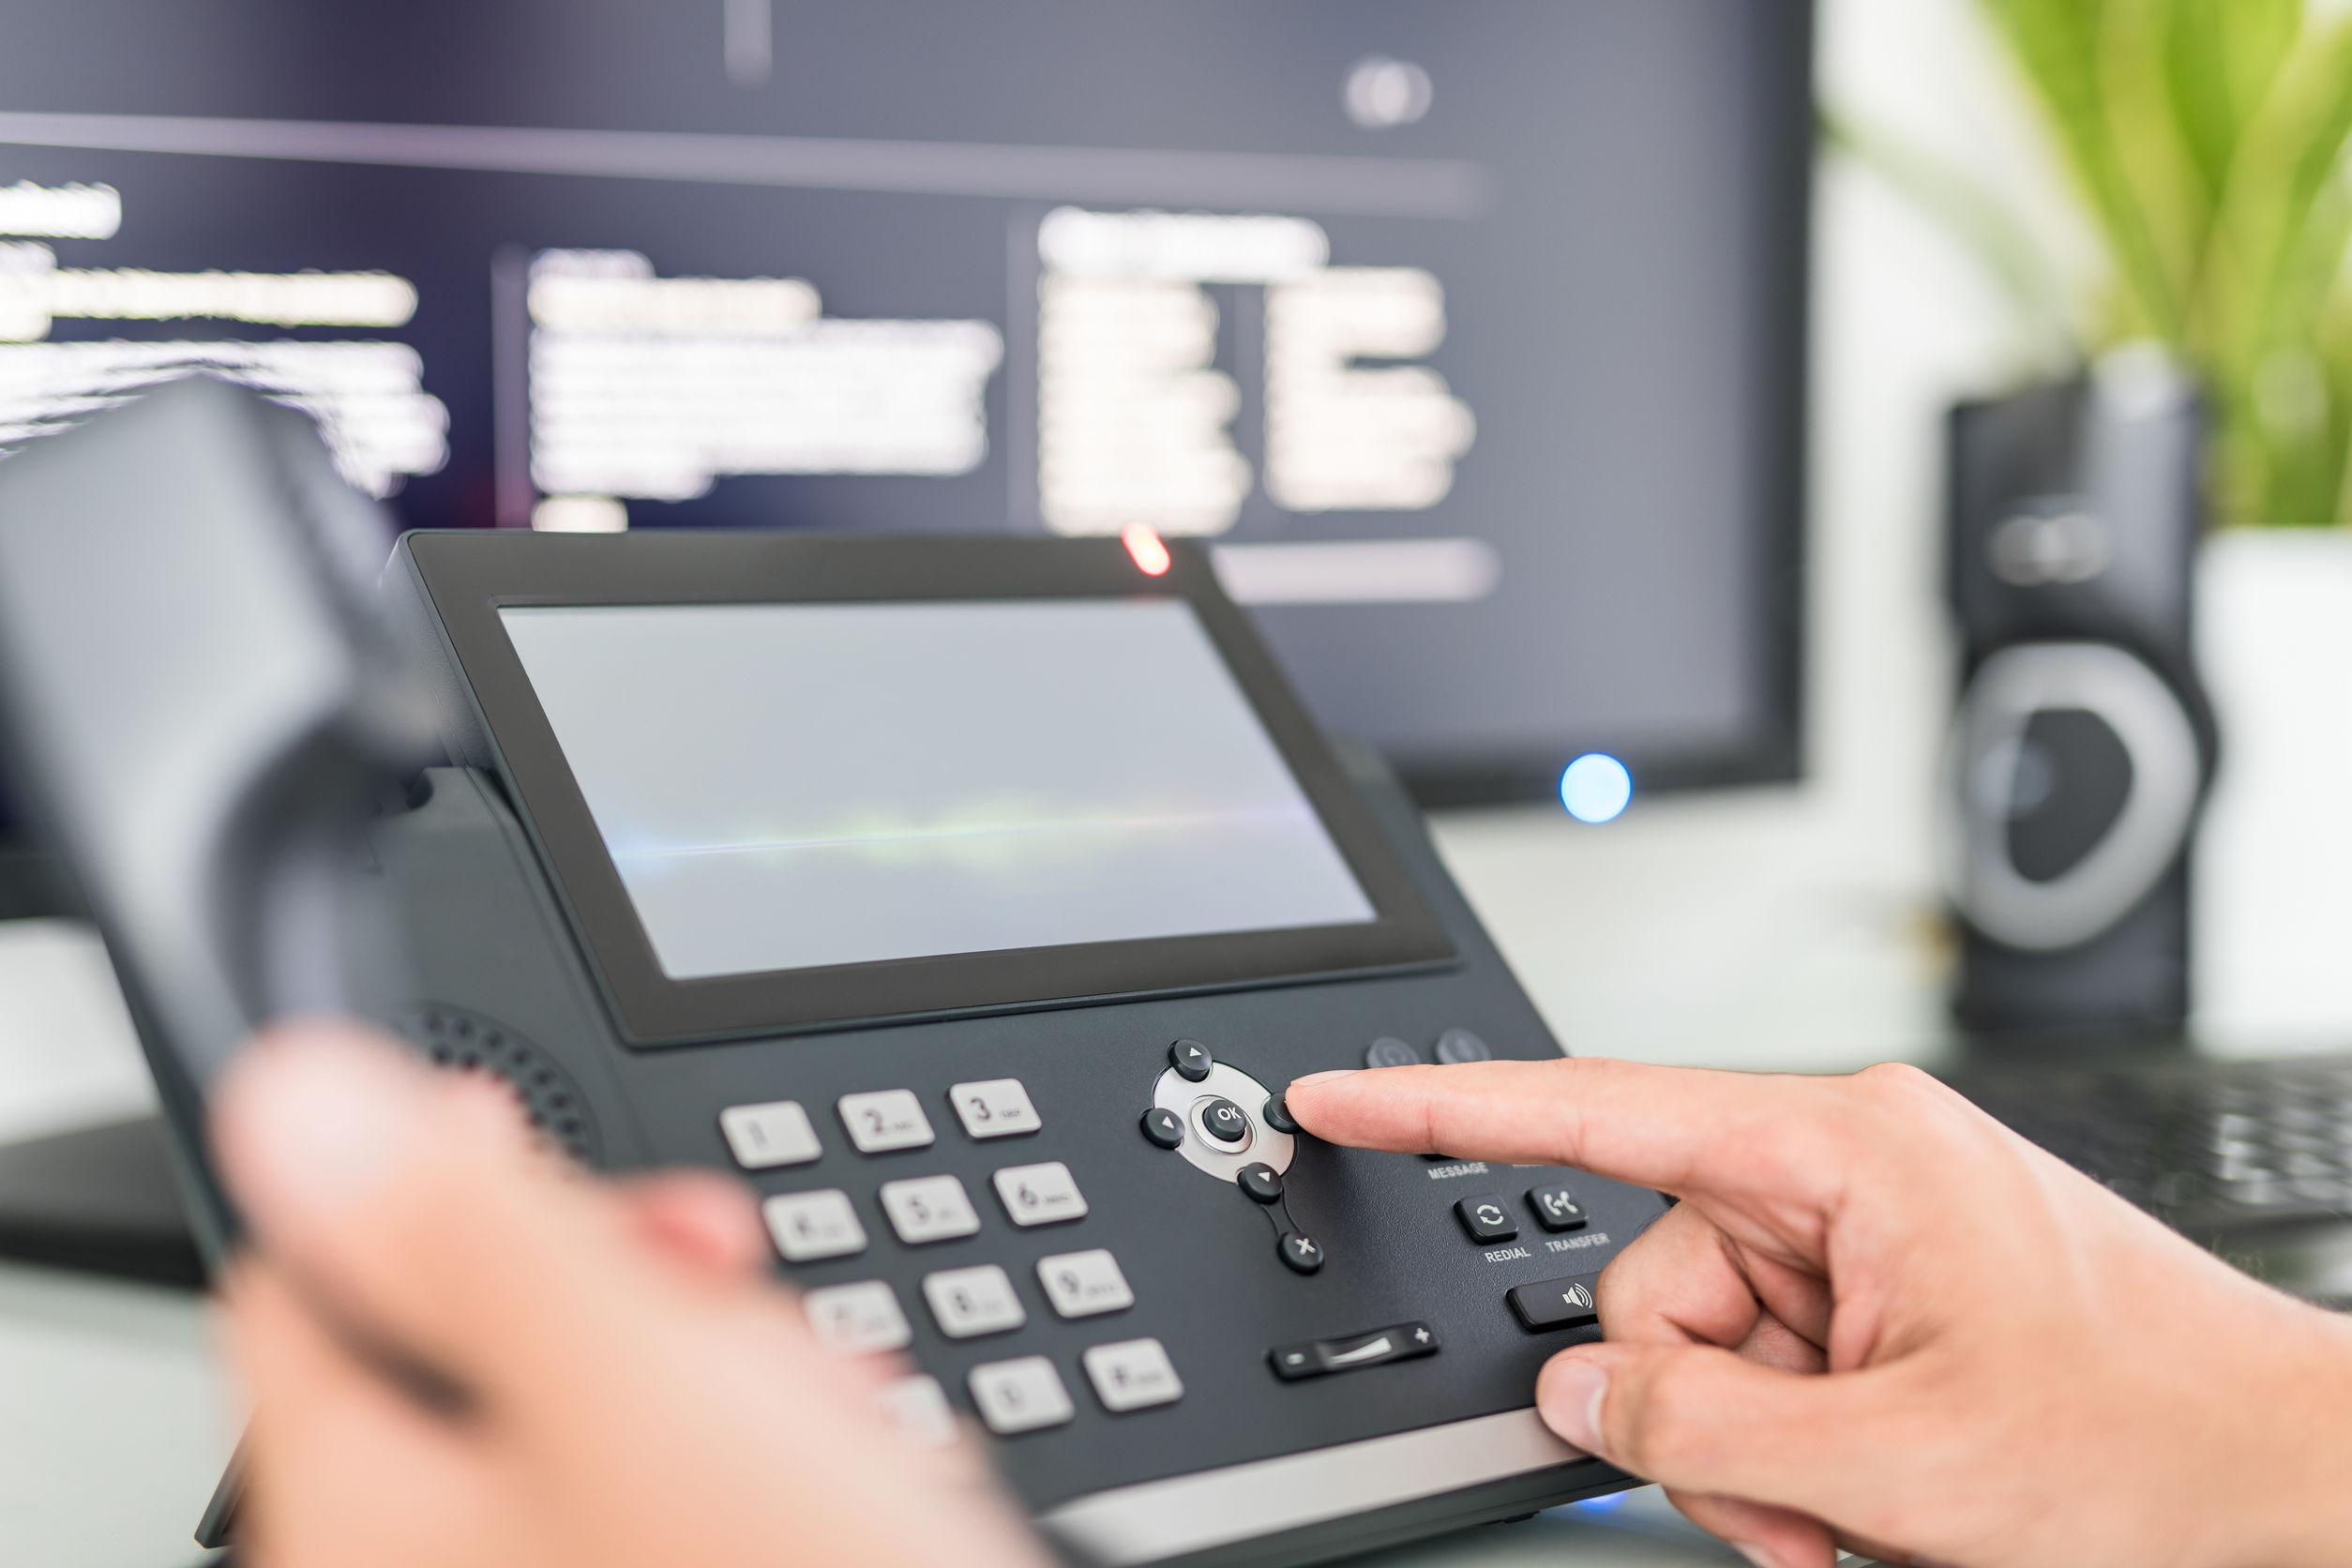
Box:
[0,796,2043,1567]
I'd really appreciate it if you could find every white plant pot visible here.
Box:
[2194,529,2352,1053]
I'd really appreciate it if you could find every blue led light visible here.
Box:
[1569,1491,1629,1513]
[1560,753,1632,824]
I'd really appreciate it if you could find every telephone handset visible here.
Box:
[0,381,1667,1567]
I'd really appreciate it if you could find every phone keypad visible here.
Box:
[923,1263,1027,1338]
[804,1279,912,1353]
[1035,1248,1134,1319]
[1081,1337,1184,1413]
[763,1189,867,1262]
[718,1099,822,1168]
[992,1160,1088,1227]
[879,1174,982,1244]
[949,1078,1042,1140]
[838,1090,935,1153]
[968,1355,1075,1435]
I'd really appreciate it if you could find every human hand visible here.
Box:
[212,1021,1050,1568]
[1287,1058,2352,1568]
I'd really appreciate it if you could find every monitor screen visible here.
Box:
[0,0,1810,803]
[499,597,1375,980]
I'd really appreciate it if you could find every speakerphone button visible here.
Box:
[948,1078,1042,1140]
[1507,1273,1603,1332]
[762,1189,867,1262]
[1436,1029,1493,1063]
[1455,1194,1518,1243]
[1277,1230,1325,1274]
[1082,1337,1184,1412]
[1527,1184,1588,1232]
[1199,1097,1250,1146]
[837,1090,935,1154]
[718,1100,822,1168]
[1364,1037,1422,1069]
[1140,1108,1185,1149]
[1170,1039,1214,1081]
[1237,1163,1284,1204]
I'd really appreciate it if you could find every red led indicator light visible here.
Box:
[1123,523,1171,577]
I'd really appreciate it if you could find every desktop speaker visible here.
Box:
[1941,354,2218,1041]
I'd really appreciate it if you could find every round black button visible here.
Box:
[1170,1039,1214,1081]
[1364,1037,1422,1069]
[1237,1163,1284,1203]
[1199,1096,1250,1145]
[1262,1090,1300,1134]
[1277,1230,1324,1274]
[1436,1028,1493,1064]
[1140,1107,1185,1149]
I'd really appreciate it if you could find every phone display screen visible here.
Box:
[500,597,1376,982]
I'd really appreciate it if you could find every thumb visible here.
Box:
[1536,1341,1902,1526]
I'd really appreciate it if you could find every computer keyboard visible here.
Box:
[1945,1052,2352,1234]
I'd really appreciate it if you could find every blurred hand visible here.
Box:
[1288,1059,2352,1568]
[212,1022,1050,1568]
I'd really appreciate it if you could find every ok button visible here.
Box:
[1197,1096,1252,1149]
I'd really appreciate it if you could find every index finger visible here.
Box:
[1282,1057,1846,1205]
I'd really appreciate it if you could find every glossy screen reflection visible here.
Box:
[499,598,1375,980]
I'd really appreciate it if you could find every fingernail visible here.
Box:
[220,1033,430,1224]
[1288,1070,1357,1090]
[1538,1357,1607,1453]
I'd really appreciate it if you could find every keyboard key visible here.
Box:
[762,1190,867,1262]
[803,1280,911,1353]
[968,1355,1074,1436]
[877,1375,956,1448]
[718,1100,822,1168]
[879,1174,982,1244]
[949,1078,1043,1140]
[923,1263,1026,1338]
[1035,1248,1135,1319]
[1082,1337,1184,1412]
[993,1160,1088,1227]
[837,1090,935,1153]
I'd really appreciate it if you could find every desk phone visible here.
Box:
[0,381,1666,1567]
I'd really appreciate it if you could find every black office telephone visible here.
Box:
[0,380,1666,1566]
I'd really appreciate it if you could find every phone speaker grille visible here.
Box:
[392,1004,602,1165]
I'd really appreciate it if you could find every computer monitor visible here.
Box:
[0,0,1810,807]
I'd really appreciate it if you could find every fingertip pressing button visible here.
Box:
[1277,1230,1324,1274]
[1170,1039,1214,1081]
[1364,1037,1421,1069]
[1237,1163,1283,1204]
[1435,1028,1493,1064]
[1262,1090,1300,1134]
[1140,1107,1185,1149]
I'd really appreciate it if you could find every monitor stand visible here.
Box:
[0,1115,204,1288]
